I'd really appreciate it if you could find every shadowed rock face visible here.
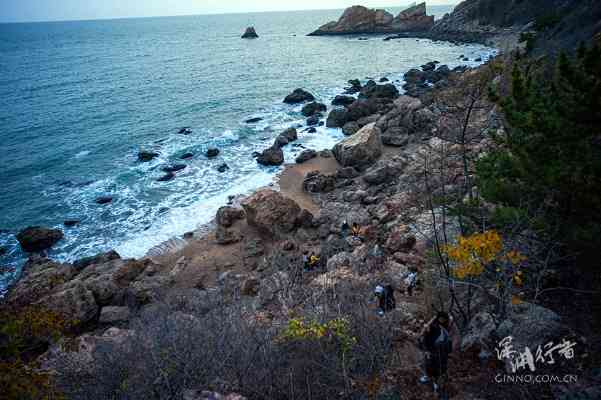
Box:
[309,3,434,36]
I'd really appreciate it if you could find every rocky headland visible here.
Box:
[308,2,434,36]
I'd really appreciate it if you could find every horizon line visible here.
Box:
[0,3,457,25]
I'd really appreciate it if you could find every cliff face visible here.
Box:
[430,0,601,51]
[308,3,434,36]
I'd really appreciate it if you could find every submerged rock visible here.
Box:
[63,220,80,227]
[217,163,230,173]
[241,26,259,39]
[95,196,113,205]
[180,152,194,160]
[245,117,263,123]
[138,150,159,162]
[206,148,220,158]
[157,172,176,182]
[16,226,64,253]
[161,164,187,173]
[178,127,192,135]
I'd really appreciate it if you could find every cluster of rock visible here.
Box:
[309,3,434,36]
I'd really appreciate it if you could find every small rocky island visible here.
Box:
[241,26,259,39]
[308,2,434,36]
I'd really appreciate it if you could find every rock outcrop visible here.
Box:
[332,123,383,168]
[16,226,64,253]
[241,27,259,39]
[309,3,434,36]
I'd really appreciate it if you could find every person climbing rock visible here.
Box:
[351,222,362,238]
[403,266,418,296]
[374,284,396,316]
[306,252,320,271]
[418,311,456,398]
[340,220,350,238]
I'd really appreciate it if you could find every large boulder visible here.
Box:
[242,189,301,237]
[332,123,383,168]
[16,226,64,253]
[241,27,259,39]
[256,145,284,166]
[283,88,315,104]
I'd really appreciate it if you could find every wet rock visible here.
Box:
[421,61,438,71]
[359,83,399,100]
[326,108,349,128]
[332,95,356,107]
[216,206,245,228]
[283,88,315,104]
[379,77,390,82]
[342,121,360,136]
[274,128,298,148]
[306,127,317,133]
[332,123,383,168]
[256,145,284,166]
[301,102,327,117]
[296,149,317,164]
[245,117,263,123]
[242,189,301,237]
[138,150,159,162]
[16,226,64,253]
[95,196,113,205]
[161,164,187,173]
[241,26,259,39]
[178,127,192,135]
[306,114,321,126]
[303,171,336,193]
[217,163,230,173]
[344,79,362,94]
[319,149,333,158]
[180,152,194,160]
[206,148,220,158]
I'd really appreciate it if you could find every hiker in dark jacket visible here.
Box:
[419,311,456,395]
[374,285,396,316]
